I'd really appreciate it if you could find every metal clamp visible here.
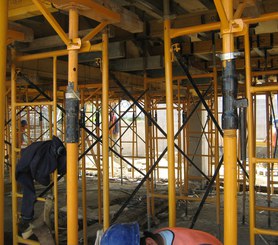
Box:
[67,38,81,50]
[217,52,241,61]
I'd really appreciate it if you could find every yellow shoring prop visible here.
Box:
[0,0,8,244]
[221,0,238,244]
[163,12,176,228]
[102,29,110,231]
[67,7,79,245]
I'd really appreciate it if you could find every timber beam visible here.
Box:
[51,0,143,33]
[7,22,34,44]
[181,32,278,55]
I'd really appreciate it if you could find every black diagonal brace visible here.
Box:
[111,72,209,181]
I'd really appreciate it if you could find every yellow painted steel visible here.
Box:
[11,49,19,245]
[144,75,152,229]
[16,101,54,107]
[52,56,59,245]
[67,7,79,245]
[244,26,256,245]
[81,90,88,245]
[219,0,238,244]
[151,193,215,202]
[252,70,278,76]
[163,18,176,227]
[0,1,7,243]
[256,206,278,212]
[170,12,278,39]
[213,0,229,28]
[223,130,238,245]
[31,0,70,46]
[16,42,102,62]
[82,21,109,42]
[252,158,278,164]
[17,236,40,244]
[213,67,221,230]
[254,228,278,236]
[102,29,110,231]
[250,85,278,93]
[96,98,103,224]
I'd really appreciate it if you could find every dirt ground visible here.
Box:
[3,163,278,245]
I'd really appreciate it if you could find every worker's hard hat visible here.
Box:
[100,222,140,245]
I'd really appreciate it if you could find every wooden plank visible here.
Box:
[8,0,57,21]
[182,33,278,55]
[8,22,34,43]
[150,10,219,37]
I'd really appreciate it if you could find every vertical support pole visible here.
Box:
[66,7,79,245]
[163,0,176,227]
[177,80,182,195]
[213,66,221,237]
[0,1,7,243]
[144,75,152,230]
[244,27,256,245]
[11,49,19,245]
[96,98,102,224]
[81,90,88,245]
[102,29,110,231]
[221,1,238,244]
[52,56,59,245]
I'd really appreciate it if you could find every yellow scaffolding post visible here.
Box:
[102,29,110,231]
[52,56,59,245]
[11,49,19,245]
[81,90,88,245]
[217,0,238,244]
[213,66,221,235]
[66,7,79,245]
[96,97,103,224]
[163,0,176,227]
[244,25,256,245]
[144,74,152,230]
[0,0,8,244]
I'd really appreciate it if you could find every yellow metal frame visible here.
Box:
[31,0,70,46]
[0,1,8,244]
[102,29,110,231]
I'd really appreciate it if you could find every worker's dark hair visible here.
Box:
[21,119,27,127]
[140,231,163,245]
[57,146,66,156]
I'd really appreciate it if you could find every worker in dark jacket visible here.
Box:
[16,135,66,221]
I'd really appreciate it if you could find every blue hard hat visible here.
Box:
[100,222,140,245]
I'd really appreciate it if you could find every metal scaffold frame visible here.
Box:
[0,0,278,244]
